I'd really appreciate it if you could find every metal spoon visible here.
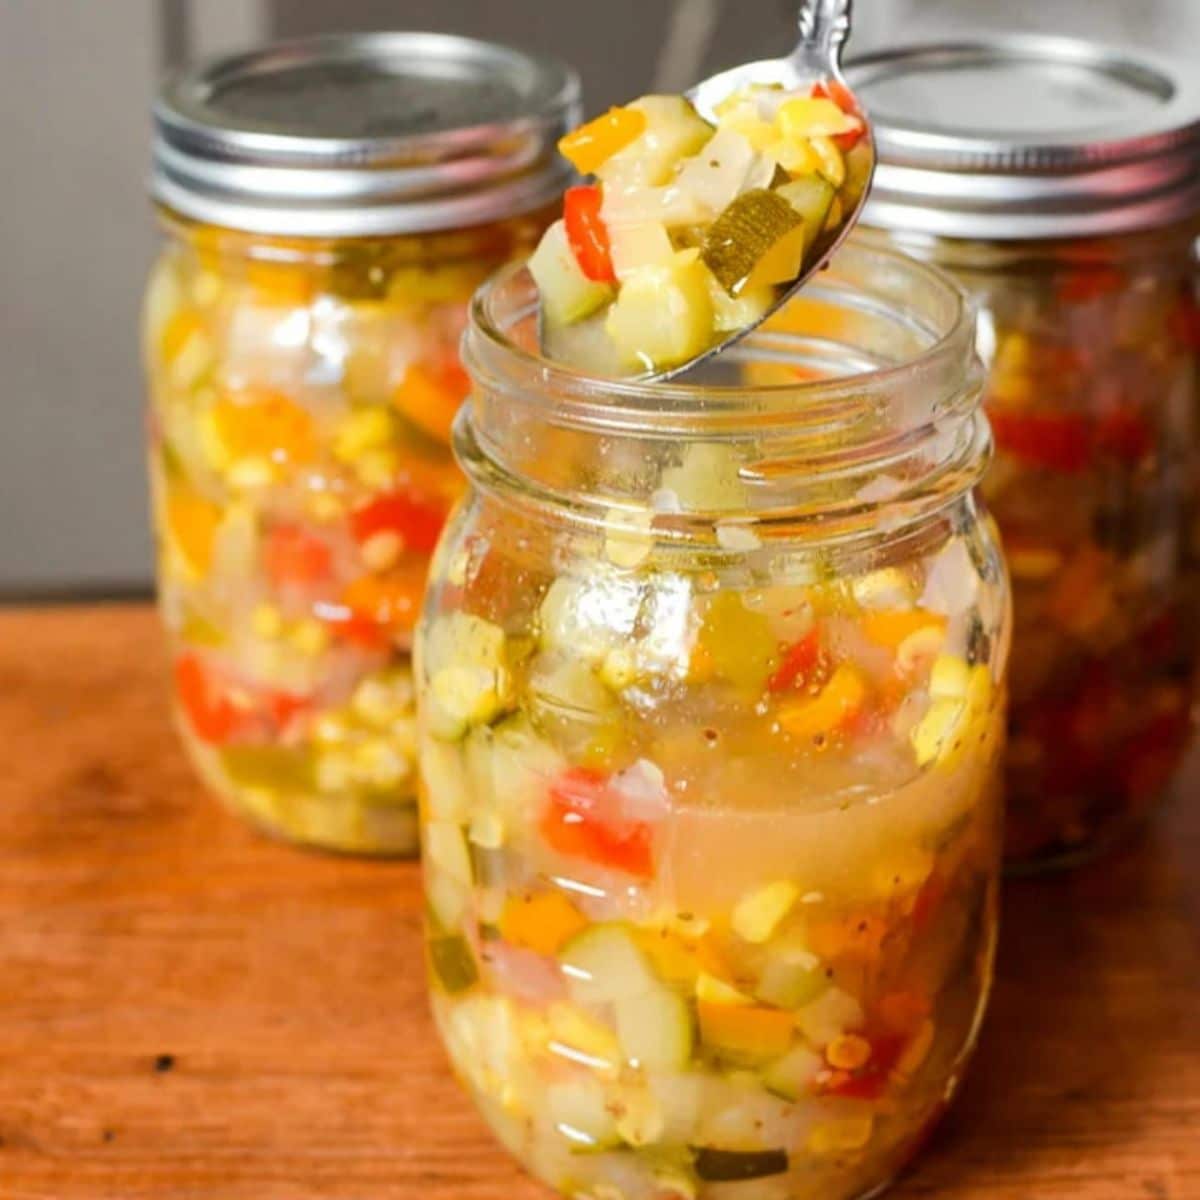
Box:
[541,0,871,382]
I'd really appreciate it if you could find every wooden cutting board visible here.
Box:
[0,605,1196,1199]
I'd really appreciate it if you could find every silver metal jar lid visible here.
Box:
[151,32,581,237]
[845,35,1200,241]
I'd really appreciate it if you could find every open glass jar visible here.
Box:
[416,240,1010,1200]
[143,34,578,853]
[848,37,1200,870]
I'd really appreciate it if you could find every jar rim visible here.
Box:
[464,239,977,433]
[458,239,989,553]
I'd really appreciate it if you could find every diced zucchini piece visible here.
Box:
[697,1000,795,1063]
[421,613,511,741]
[701,189,805,297]
[615,986,694,1070]
[707,268,775,333]
[604,250,715,372]
[545,1077,620,1149]
[692,1147,789,1182]
[488,717,566,822]
[775,177,835,254]
[560,924,659,1005]
[731,880,800,944]
[419,735,473,823]
[755,947,827,1010]
[607,220,676,280]
[761,1042,823,1101]
[528,220,614,326]
[424,821,474,887]
[596,95,713,188]
[429,932,479,994]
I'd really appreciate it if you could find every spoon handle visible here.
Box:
[795,0,853,62]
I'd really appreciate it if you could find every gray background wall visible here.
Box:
[2,0,1197,596]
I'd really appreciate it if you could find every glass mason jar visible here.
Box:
[416,241,1011,1200]
[143,34,578,854]
[848,37,1200,870]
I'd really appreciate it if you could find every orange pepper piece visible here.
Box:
[778,664,867,740]
[698,1000,795,1061]
[498,892,588,957]
[393,362,470,446]
[558,106,647,175]
[166,487,222,576]
[860,609,947,650]
[340,563,426,636]
[212,389,316,467]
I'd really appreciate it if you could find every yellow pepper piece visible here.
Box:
[778,664,866,740]
[165,487,222,577]
[910,654,994,767]
[777,97,861,140]
[808,1115,874,1155]
[558,106,648,175]
[731,880,800,944]
[697,999,795,1061]
[159,308,206,365]
[211,389,316,468]
[498,892,588,957]
[860,609,947,650]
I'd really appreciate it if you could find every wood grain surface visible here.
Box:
[0,605,1197,1200]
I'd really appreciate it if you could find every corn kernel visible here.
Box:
[227,458,274,491]
[313,713,350,745]
[353,739,410,788]
[826,1033,872,1071]
[252,603,284,639]
[356,448,400,490]
[307,491,346,522]
[599,647,639,691]
[361,529,403,573]
[316,751,353,793]
[332,407,394,463]
[290,617,331,657]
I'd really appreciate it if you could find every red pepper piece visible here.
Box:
[811,80,865,151]
[540,767,654,878]
[351,489,448,557]
[824,1033,908,1100]
[563,185,617,283]
[1094,406,1153,465]
[988,410,1092,473]
[1056,265,1125,304]
[1168,291,1200,351]
[264,523,333,588]
[174,653,241,744]
[768,627,823,694]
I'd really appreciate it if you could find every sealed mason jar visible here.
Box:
[143,34,578,853]
[416,241,1010,1200]
[847,37,1200,870]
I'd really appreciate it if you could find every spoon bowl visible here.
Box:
[643,0,872,381]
